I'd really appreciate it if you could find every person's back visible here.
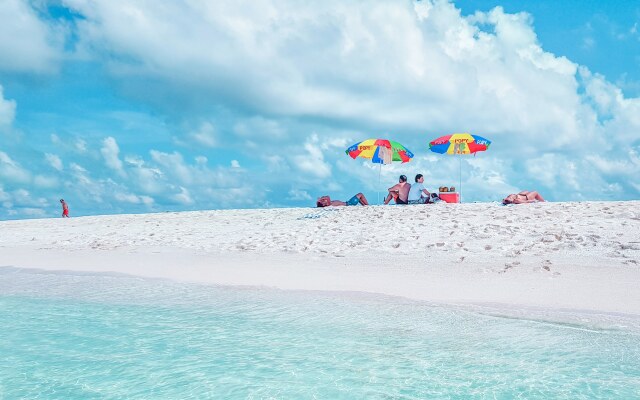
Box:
[384,175,411,205]
[398,181,411,203]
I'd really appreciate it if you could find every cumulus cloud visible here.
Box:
[0,85,16,128]
[292,134,332,179]
[100,136,125,176]
[11,188,49,208]
[0,0,62,74]
[34,175,59,189]
[187,121,217,148]
[61,1,586,137]
[115,192,154,205]
[287,188,311,201]
[45,153,64,171]
[150,150,193,185]
[0,151,31,183]
[171,186,194,205]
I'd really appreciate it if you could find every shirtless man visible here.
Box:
[384,175,411,205]
[502,191,545,204]
[317,193,369,207]
[60,199,70,217]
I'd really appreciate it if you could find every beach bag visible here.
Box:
[430,193,440,203]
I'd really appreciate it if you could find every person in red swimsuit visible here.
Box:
[60,199,70,217]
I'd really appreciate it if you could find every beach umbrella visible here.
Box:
[346,138,414,203]
[429,133,491,202]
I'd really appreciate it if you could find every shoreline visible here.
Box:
[1,201,639,316]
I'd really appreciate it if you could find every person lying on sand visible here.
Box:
[384,175,411,205]
[503,191,546,204]
[317,193,369,207]
[407,174,431,204]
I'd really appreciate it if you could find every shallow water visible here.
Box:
[1,267,639,399]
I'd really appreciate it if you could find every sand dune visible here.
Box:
[1,201,639,315]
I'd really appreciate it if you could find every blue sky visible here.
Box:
[1,0,639,219]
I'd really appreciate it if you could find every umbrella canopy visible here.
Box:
[429,133,491,203]
[429,133,491,155]
[346,139,414,164]
[346,138,413,204]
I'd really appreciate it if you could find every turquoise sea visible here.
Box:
[1,267,639,399]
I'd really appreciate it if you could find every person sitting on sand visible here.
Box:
[317,193,369,207]
[502,191,546,204]
[384,175,411,205]
[407,174,431,204]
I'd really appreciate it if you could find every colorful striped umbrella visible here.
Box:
[346,138,414,203]
[429,133,491,155]
[346,138,414,164]
[429,133,491,202]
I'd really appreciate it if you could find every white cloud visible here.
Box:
[33,175,59,189]
[171,186,194,205]
[62,1,584,137]
[115,192,154,205]
[0,85,16,127]
[11,188,49,208]
[0,0,62,74]
[45,153,64,171]
[231,160,240,168]
[233,117,287,140]
[292,134,332,179]
[287,188,311,201]
[75,138,88,153]
[100,136,125,176]
[0,151,31,183]
[187,121,217,148]
[150,150,193,185]
[0,186,10,203]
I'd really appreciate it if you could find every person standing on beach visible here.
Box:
[408,174,431,204]
[60,199,70,218]
[384,175,411,205]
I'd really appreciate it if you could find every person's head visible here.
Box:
[399,175,407,183]
[414,174,423,183]
[502,194,516,204]
[316,196,331,207]
[60,199,64,203]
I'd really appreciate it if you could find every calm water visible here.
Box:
[1,267,640,399]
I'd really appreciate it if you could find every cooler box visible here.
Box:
[439,192,460,203]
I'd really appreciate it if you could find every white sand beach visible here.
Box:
[1,201,639,315]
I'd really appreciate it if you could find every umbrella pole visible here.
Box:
[459,156,462,203]
[378,162,381,205]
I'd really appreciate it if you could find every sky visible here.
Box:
[0,0,639,219]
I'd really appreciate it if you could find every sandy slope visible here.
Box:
[1,201,639,315]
